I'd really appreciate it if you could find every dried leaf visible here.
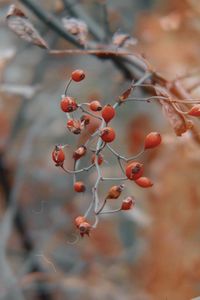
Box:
[62,17,88,45]
[118,81,134,103]
[6,5,48,49]
[155,85,192,136]
[112,32,137,48]
[161,100,192,136]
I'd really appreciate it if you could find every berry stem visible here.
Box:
[64,78,72,95]
[101,177,127,181]
[61,163,95,174]
[99,208,121,215]
[79,105,102,120]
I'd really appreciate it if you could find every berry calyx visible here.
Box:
[121,196,135,210]
[188,105,200,117]
[89,100,102,111]
[102,104,115,123]
[80,114,90,125]
[74,181,86,192]
[52,145,65,166]
[79,222,91,237]
[75,216,86,228]
[144,132,161,149]
[135,176,153,188]
[100,127,116,143]
[71,69,85,82]
[60,96,78,113]
[125,161,144,180]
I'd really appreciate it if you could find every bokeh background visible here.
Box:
[1,0,200,299]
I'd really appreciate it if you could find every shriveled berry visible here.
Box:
[71,69,85,82]
[73,145,87,160]
[126,161,144,180]
[100,127,116,143]
[75,216,86,228]
[74,181,86,192]
[60,96,78,113]
[91,153,103,165]
[188,105,200,117]
[135,176,153,188]
[67,119,81,134]
[79,222,91,237]
[89,100,102,111]
[102,104,115,123]
[52,145,65,166]
[106,184,124,200]
[144,132,161,149]
[80,114,90,125]
[121,196,135,210]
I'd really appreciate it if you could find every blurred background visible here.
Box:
[1,0,200,299]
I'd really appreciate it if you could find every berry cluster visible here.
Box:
[52,69,162,237]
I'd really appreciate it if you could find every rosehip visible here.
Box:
[75,216,86,228]
[100,127,116,143]
[121,196,135,210]
[144,132,161,149]
[60,96,78,113]
[125,161,144,180]
[79,222,91,237]
[135,176,153,188]
[52,145,65,166]
[102,104,115,123]
[73,145,87,160]
[74,181,86,192]
[106,184,124,200]
[91,153,103,165]
[89,100,102,111]
[188,105,200,117]
[71,69,85,82]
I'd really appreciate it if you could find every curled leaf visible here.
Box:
[155,85,192,136]
[6,5,48,49]
[118,80,134,103]
[112,32,137,48]
[161,100,193,136]
[62,17,88,45]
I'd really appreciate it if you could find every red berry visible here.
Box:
[79,222,91,237]
[100,127,116,143]
[121,196,135,210]
[74,181,86,192]
[188,105,200,117]
[67,119,74,127]
[60,96,78,113]
[125,161,144,180]
[89,100,102,111]
[73,145,87,160]
[102,104,115,123]
[135,177,153,188]
[91,154,103,165]
[71,69,85,82]
[52,145,65,166]
[75,216,86,228]
[144,132,161,149]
